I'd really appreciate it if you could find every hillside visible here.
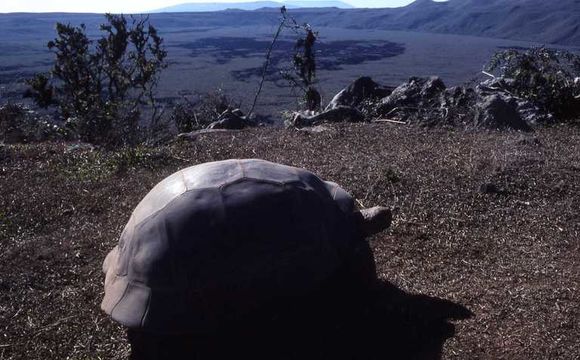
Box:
[0,1,578,45]
[149,0,580,46]
[345,0,580,46]
[1,123,579,358]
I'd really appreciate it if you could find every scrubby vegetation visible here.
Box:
[24,14,167,146]
[250,7,322,116]
[281,8,321,111]
[485,47,580,120]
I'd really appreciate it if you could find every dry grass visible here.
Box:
[0,123,578,359]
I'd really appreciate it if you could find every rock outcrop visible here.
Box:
[326,77,394,111]
[379,76,446,114]
[208,108,250,130]
[291,106,365,128]
[293,74,563,131]
[477,78,554,125]
[473,94,530,131]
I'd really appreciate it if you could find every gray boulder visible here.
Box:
[437,86,479,125]
[443,86,476,108]
[477,77,517,94]
[477,77,555,125]
[291,106,365,128]
[474,94,531,131]
[208,108,250,130]
[378,76,446,115]
[515,99,553,125]
[326,77,394,111]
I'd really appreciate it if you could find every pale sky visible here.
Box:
[0,0,422,13]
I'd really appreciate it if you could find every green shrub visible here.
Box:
[26,14,167,146]
[486,47,580,119]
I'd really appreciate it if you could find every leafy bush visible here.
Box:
[26,14,167,146]
[486,47,580,119]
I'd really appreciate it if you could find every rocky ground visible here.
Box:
[0,123,579,359]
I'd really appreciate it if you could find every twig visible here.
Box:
[170,155,190,162]
[33,316,76,337]
[373,119,407,124]
[385,107,400,117]
[248,8,287,118]
[481,70,496,79]
[177,128,245,141]
[280,71,307,94]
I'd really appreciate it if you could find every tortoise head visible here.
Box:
[322,181,392,238]
[356,206,392,238]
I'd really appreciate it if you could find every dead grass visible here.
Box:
[0,123,578,359]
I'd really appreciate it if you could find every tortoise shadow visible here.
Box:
[128,280,473,360]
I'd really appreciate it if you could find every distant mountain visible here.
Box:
[285,1,353,8]
[154,1,353,13]
[151,0,579,45]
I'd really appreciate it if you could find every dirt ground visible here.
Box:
[0,123,578,359]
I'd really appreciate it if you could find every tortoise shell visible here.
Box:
[101,159,363,333]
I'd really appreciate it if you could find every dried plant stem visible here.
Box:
[248,18,286,118]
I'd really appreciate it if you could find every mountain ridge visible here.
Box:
[154,1,353,12]
[149,0,580,46]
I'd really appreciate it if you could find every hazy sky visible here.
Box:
[0,0,422,13]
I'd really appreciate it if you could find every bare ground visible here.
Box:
[0,123,578,359]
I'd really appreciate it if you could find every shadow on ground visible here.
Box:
[128,280,473,360]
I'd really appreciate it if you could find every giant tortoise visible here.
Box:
[101,159,391,336]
